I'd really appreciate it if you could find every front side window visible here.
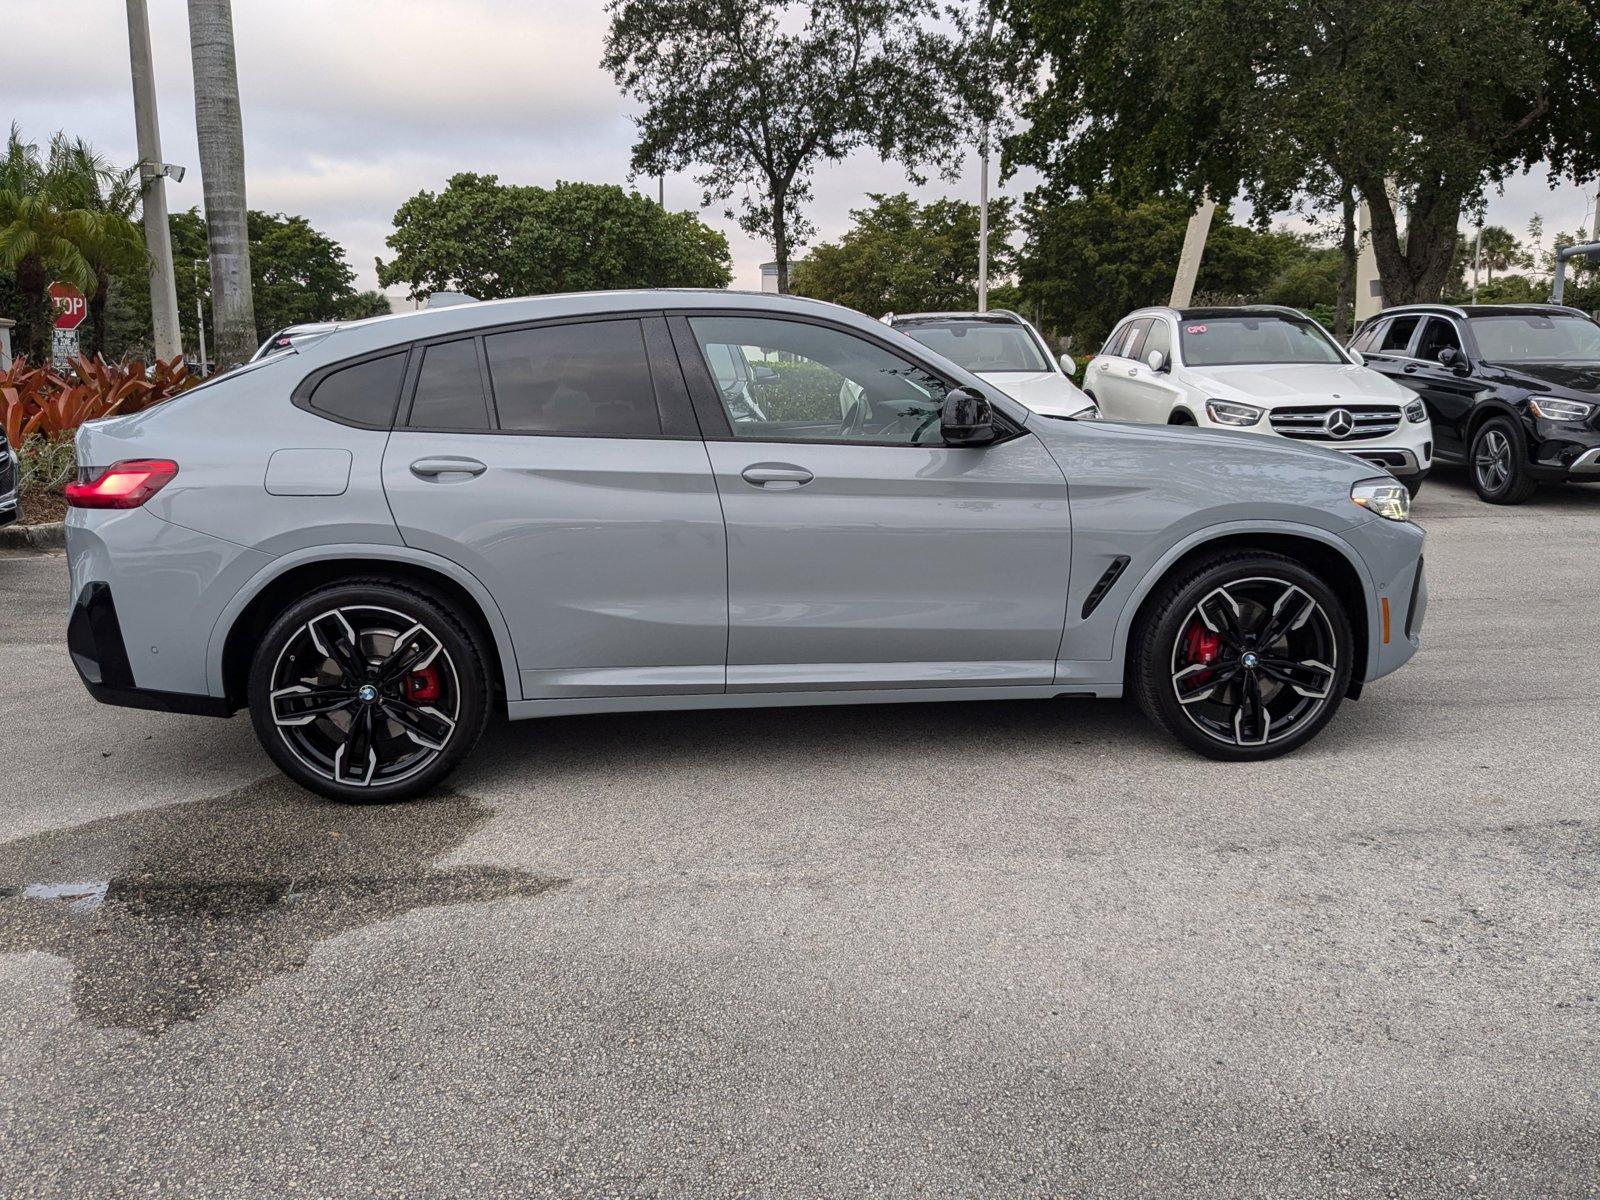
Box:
[307,352,407,427]
[1179,315,1347,366]
[409,338,490,430]
[689,316,951,445]
[1468,313,1600,363]
[1376,315,1421,355]
[898,320,1050,372]
[485,319,661,436]
[1414,317,1463,363]
[1143,319,1172,364]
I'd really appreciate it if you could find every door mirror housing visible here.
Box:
[940,386,999,446]
[1438,346,1469,375]
[1058,352,1077,376]
[1145,349,1168,374]
[751,363,780,385]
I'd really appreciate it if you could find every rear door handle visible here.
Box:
[740,463,814,489]
[410,456,486,478]
[1402,363,1421,373]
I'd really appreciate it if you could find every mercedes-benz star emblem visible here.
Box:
[1323,408,1355,439]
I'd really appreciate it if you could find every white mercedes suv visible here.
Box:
[884,310,1098,419]
[1084,306,1433,494]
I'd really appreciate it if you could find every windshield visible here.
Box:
[1178,316,1346,366]
[1468,314,1600,363]
[900,321,1051,372]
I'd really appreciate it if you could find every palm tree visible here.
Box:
[45,135,145,359]
[188,0,257,369]
[0,126,97,360]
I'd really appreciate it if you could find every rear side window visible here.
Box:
[1378,316,1420,354]
[1349,321,1382,352]
[485,319,661,436]
[306,352,407,427]
[409,338,490,430]
[1121,319,1154,361]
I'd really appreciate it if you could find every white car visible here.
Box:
[884,310,1098,419]
[1084,305,1433,493]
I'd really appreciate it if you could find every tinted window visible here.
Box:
[1350,321,1382,352]
[1179,315,1345,366]
[899,320,1049,372]
[307,352,406,427]
[486,320,660,436]
[1143,319,1172,363]
[1415,317,1462,363]
[409,338,490,429]
[1377,315,1421,354]
[1468,313,1600,363]
[689,316,951,445]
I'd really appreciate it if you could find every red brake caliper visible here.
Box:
[406,666,441,703]
[1184,623,1221,682]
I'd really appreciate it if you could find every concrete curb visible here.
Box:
[0,521,66,551]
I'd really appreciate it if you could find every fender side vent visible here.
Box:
[1081,555,1131,619]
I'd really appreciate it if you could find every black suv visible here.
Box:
[1352,303,1600,503]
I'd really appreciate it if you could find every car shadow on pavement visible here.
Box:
[0,780,566,1034]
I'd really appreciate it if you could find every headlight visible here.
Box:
[1351,478,1410,521]
[1528,396,1593,422]
[1205,399,1264,426]
[1074,403,1101,420]
[1404,399,1427,423]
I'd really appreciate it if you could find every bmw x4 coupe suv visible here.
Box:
[1351,303,1600,503]
[64,291,1426,801]
[883,310,1098,419]
[1085,305,1434,495]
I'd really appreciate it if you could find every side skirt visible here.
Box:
[506,683,1119,721]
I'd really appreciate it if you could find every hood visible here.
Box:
[1185,362,1409,405]
[977,370,1095,416]
[1485,360,1600,397]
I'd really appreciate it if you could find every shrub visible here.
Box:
[752,359,849,422]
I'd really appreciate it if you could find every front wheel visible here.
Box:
[1130,553,1354,761]
[1470,417,1537,504]
[248,580,490,802]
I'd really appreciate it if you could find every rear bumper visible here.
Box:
[68,581,234,717]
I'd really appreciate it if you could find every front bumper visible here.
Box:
[1529,421,1600,480]
[1,447,16,527]
[1341,514,1427,684]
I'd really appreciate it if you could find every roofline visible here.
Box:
[884,310,1027,324]
[1378,301,1592,320]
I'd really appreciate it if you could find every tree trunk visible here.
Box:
[188,0,257,369]
[1334,183,1356,339]
[1359,175,1461,306]
[771,182,789,295]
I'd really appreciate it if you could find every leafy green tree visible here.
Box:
[602,0,965,293]
[789,192,1016,315]
[1015,194,1305,353]
[999,0,1600,305]
[377,174,732,300]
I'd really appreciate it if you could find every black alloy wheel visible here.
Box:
[1132,553,1354,761]
[248,581,489,802]
[1469,416,1537,505]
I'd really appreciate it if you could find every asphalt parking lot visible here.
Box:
[2,468,1597,1198]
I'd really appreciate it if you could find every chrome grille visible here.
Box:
[1269,404,1402,442]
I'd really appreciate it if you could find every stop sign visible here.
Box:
[49,281,87,331]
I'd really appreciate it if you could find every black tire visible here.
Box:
[1469,416,1538,504]
[1404,475,1426,499]
[1130,551,1354,761]
[247,579,491,803]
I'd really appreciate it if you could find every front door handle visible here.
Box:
[1402,363,1421,374]
[410,456,487,479]
[740,463,814,489]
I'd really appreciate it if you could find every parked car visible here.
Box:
[884,310,1097,419]
[64,290,1425,801]
[1084,305,1433,495]
[1,430,16,528]
[1350,303,1600,504]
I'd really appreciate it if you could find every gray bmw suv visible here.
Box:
[65,291,1426,801]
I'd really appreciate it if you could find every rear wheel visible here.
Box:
[248,581,490,802]
[1131,552,1354,761]
[1470,416,1537,504]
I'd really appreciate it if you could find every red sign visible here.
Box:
[50,282,87,331]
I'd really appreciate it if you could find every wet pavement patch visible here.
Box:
[0,781,565,1034]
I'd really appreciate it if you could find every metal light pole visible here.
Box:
[1472,223,1483,302]
[976,6,995,313]
[126,0,184,361]
[194,259,208,375]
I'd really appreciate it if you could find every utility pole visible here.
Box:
[194,259,208,375]
[976,6,996,313]
[1472,222,1483,302]
[658,175,664,208]
[1170,195,1217,308]
[126,0,183,361]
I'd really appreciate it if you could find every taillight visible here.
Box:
[65,459,179,509]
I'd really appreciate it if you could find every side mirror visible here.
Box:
[751,363,779,385]
[1438,346,1469,375]
[1349,349,1366,366]
[940,386,999,446]
[1146,349,1167,374]
[1058,352,1077,376]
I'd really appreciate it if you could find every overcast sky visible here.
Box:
[10,0,1598,298]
